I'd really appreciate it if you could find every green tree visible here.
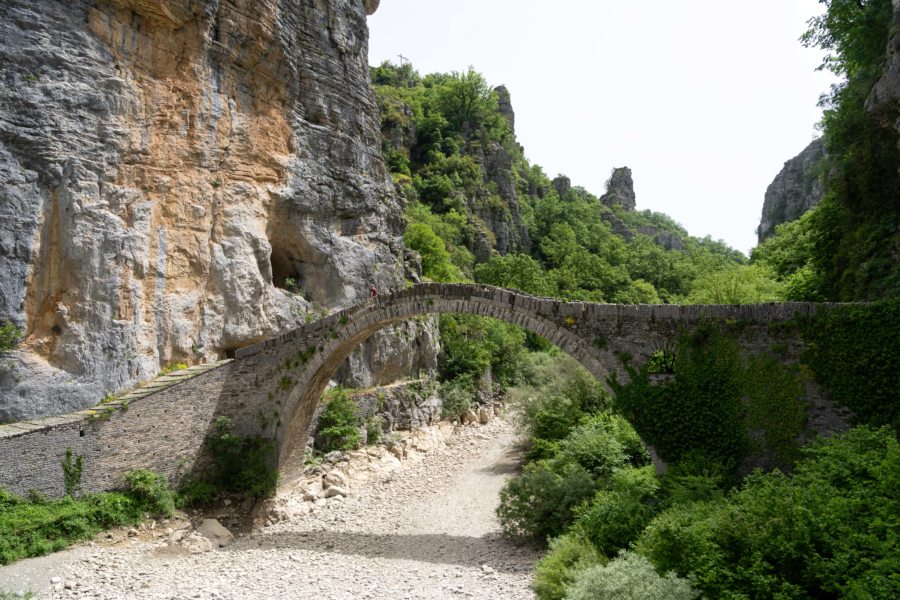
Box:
[474,253,555,296]
[686,264,781,304]
[434,67,501,133]
[403,222,461,282]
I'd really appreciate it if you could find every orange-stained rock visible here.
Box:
[0,0,436,421]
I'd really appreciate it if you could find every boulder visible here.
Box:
[196,519,234,548]
[323,469,349,489]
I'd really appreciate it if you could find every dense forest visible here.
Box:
[374,0,899,598]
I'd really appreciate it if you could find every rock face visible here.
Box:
[867,2,900,145]
[349,380,443,432]
[494,85,515,132]
[600,167,636,211]
[757,139,826,242]
[0,0,435,421]
[466,86,530,257]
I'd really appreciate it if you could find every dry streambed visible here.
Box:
[0,416,538,599]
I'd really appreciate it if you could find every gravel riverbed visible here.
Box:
[0,418,539,599]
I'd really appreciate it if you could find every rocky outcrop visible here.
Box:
[495,85,515,132]
[600,167,636,211]
[637,226,684,251]
[757,139,826,242]
[0,0,435,421]
[468,86,530,256]
[867,2,900,144]
[552,175,572,198]
[350,380,443,432]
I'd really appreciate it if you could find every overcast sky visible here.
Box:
[367,0,839,255]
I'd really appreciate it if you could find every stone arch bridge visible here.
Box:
[0,284,834,497]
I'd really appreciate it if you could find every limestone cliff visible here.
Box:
[867,1,900,147]
[0,0,436,422]
[600,167,636,211]
[757,139,826,243]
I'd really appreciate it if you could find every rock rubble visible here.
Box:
[2,416,537,599]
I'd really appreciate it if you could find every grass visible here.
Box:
[158,362,189,376]
[0,469,176,565]
[0,489,144,565]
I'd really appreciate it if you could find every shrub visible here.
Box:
[316,388,361,452]
[204,416,278,498]
[176,479,217,509]
[534,533,604,600]
[440,375,475,419]
[573,467,660,555]
[564,550,698,600]
[497,458,597,542]
[513,353,610,441]
[0,320,21,353]
[365,416,383,445]
[636,426,900,599]
[556,414,649,477]
[526,395,585,444]
[122,469,174,518]
[659,451,729,507]
[555,419,627,479]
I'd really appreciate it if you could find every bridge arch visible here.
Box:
[0,283,831,498]
[236,284,613,464]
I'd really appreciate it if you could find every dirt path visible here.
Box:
[0,418,539,599]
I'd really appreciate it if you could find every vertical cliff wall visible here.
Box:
[0,0,436,421]
[757,139,826,243]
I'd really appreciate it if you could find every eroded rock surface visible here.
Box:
[0,0,435,421]
[757,138,826,242]
[600,166,636,211]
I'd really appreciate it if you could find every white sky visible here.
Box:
[367,0,839,255]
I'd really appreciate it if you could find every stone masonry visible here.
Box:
[0,284,848,497]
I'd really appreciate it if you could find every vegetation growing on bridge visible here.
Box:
[611,323,808,470]
[800,297,900,430]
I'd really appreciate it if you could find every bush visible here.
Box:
[534,533,604,600]
[122,469,174,518]
[573,467,660,555]
[0,320,21,353]
[526,395,585,445]
[176,479,217,509]
[364,416,383,445]
[204,416,278,498]
[316,388,361,452]
[556,414,648,477]
[636,426,900,598]
[0,489,142,565]
[440,375,475,419]
[564,551,698,600]
[659,451,729,507]
[497,458,597,542]
[513,353,610,439]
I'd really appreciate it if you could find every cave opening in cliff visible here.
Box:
[270,244,303,294]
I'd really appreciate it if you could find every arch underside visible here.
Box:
[275,294,611,463]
